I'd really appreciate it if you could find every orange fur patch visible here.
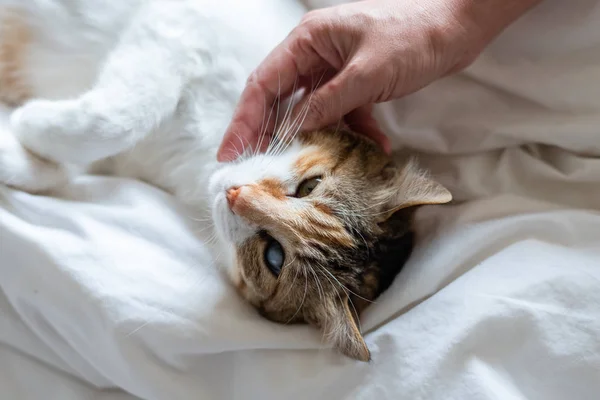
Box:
[0,8,31,106]
[301,211,354,247]
[232,185,354,249]
[313,201,332,215]
[293,149,336,177]
[257,178,286,200]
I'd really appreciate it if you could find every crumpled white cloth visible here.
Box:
[2,0,600,399]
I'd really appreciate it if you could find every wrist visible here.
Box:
[433,0,543,70]
[455,0,542,41]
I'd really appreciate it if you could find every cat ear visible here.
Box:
[378,159,452,220]
[310,296,371,362]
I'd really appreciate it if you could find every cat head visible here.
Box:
[208,128,451,361]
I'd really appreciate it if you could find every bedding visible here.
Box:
[1,0,600,399]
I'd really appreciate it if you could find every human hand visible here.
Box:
[218,0,542,161]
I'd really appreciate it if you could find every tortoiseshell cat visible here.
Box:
[0,0,451,361]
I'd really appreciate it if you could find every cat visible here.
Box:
[0,0,452,361]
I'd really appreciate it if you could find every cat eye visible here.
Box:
[264,239,285,276]
[295,176,322,198]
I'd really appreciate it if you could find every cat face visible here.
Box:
[209,129,451,361]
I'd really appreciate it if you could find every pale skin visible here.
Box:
[217,0,543,161]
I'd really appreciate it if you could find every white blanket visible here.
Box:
[2,0,600,399]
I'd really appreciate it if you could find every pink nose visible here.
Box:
[226,186,241,209]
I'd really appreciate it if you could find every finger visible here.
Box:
[217,85,271,161]
[344,105,391,154]
[218,30,325,161]
[272,67,338,140]
[290,63,373,136]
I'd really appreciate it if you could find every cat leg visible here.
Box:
[10,3,191,166]
[0,116,71,192]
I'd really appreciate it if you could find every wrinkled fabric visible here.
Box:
[2,0,600,399]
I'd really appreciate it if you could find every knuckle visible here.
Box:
[344,61,370,88]
[245,69,270,96]
[326,77,342,94]
[292,24,314,52]
[349,9,376,27]
[344,61,383,103]
[336,6,376,35]
[295,10,329,41]
[299,10,321,27]
[344,61,363,78]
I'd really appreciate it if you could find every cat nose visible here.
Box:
[226,186,241,208]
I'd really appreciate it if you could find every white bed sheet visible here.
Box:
[2,0,600,399]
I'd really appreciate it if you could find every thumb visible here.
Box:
[290,64,372,134]
[344,105,391,154]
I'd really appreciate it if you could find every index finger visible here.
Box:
[217,30,322,162]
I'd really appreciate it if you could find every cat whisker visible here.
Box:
[203,230,219,246]
[344,206,404,219]
[277,106,311,156]
[337,193,399,218]
[310,263,362,340]
[208,252,224,273]
[228,133,244,161]
[266,74,299,157]
[270,72,326,158]
[267,99,308,159]
[191,225,215,236]
[285,264,309,325]
[309,266,325,305]
[125,320,151,337]
[274,98,310,156]
[188,216,213,222]
[353,227,370,256]
[267,71,285,155]
[318,268,357,344]
[255,74,308,175]
[278,256,299,300]
[255,86,270,158]
[268,71,316,157]
[257,87,268,154]
[314,261,375,305]
[255,74,281,158]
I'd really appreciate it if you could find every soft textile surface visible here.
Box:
[2,0,600,399]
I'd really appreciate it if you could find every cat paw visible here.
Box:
[0,125,70,193]
[10,99,91,165]
[11,97,127,166]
